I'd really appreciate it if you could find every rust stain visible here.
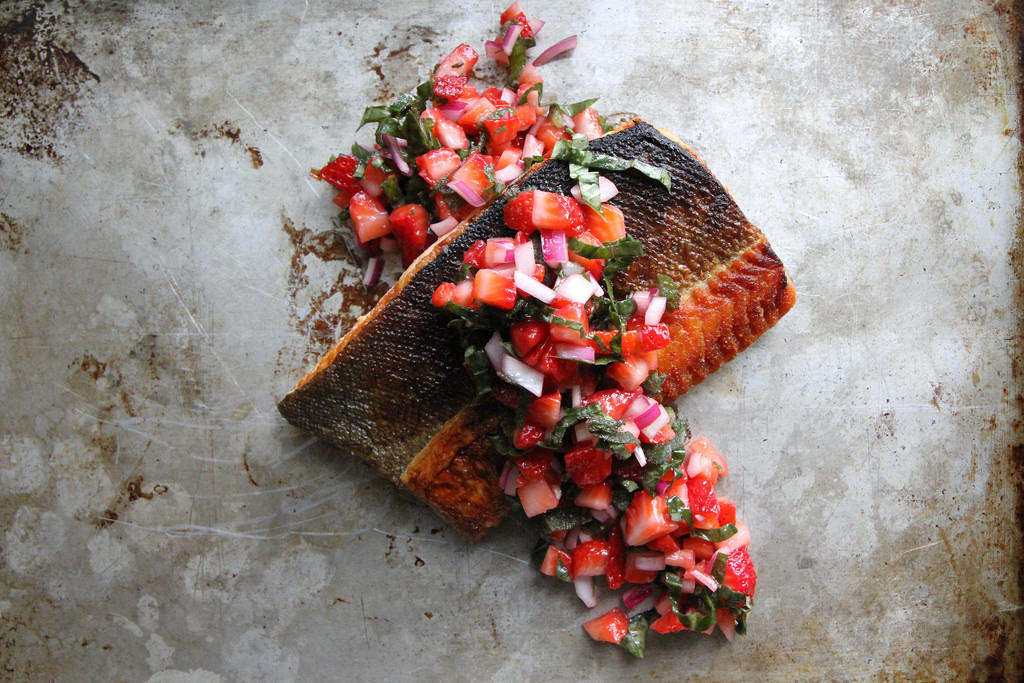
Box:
[0,213,28,253]
[187,120,263,169]
[242,450,259,487]
[0,6,100,160]
[280,214,387,365]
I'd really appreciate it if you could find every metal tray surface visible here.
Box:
[0,1,1020,680]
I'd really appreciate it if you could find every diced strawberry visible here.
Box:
[517,61,542,88]
[689,436,729,481]
[572,539,611,577]
[623,552,659,584]
[451,279,476,308]
[723,547,757,596]
[515,103,538,128]
[484,110,522,148]
[575,481,612,510]
[567,230,605,278]
[718,497,737,526]
[664,548,697,570]
[581,388,643,420]
[517,478,560,517]
[484,237,516,267]
[420,108,469,150]
[539,545,573,578]
[500,2,525,26]
[582,607,629,644]
[450,152,493,196]
[457,96,498,131]
[349,191,391,242]
[607,356,650,392]
[534,117,568,152]
[389,203,430,267]
[646,533,681,554]
[510,318,548,357]
[572,107,603,141]
[332,190,353,209]
[515,449,555,483]
[605,525,626,590]
[433,192,456,222]
[582,203,625,243]
[462,239,487,268]
[650,610,686,634]
[643,422,676,445]
[503,191,536,232]
[496,147,523,171]
[318,154,360,193]
[359,162,392,197]
[623,490,677,546]
[515,81,542,108]
[687,475,720,529]
[435,43,479,79]
[531,190,585,235]
[432,282,455,308]
[473,268,516,309]
[526,393,562,430]
[639,323,671,352]
[433,74,466,99]
[416,148,462,185]
[563,446,612,487]
[513,420,546,450]
[548,302,589,345]
[681,536,716,561]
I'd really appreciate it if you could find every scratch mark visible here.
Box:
[360,596,370,649]
[901,539,943,555]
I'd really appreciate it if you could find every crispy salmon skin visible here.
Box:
[278,120,794,538]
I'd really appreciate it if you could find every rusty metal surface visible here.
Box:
[0,1,1021,680]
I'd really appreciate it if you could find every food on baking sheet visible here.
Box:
[279,3,793,654]
[312,2,602,280]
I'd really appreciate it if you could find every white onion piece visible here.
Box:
[574,422,595,446]
[448,179,486,207]
[573,575,598,608]
[484,331,505,371]
[685,450,706,480]
[513,242,535,273]
[382,134,411,176]
[378,236,399,253]
[429,216,458,237]
[597,176,619,201]
[590,508,613,523]
[718,612,737,642]
[564,527,580,550]
[633,444,647,467]
[362,257,383,287]
[632,289,653,317]
[555,273,594,304]
[554,343,595,362]
[533,35,578,66]
[501,353,545,396]
[570,384,583,408]
[514,270,556,303]
[634,553,666,572]
[494,161,524,183]
[645,295,667,325]
[586,273,604,297]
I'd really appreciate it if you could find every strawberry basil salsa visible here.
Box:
[314,2,607,282]
[432,175,757,655]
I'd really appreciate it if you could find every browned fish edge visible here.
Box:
[280,118,795,539]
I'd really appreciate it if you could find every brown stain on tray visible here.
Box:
[0,6,100,160]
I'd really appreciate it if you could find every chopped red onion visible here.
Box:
[573,422,595,446]
[555,272,594,304]
[513,242,535,273]
[645,295,667,325]
[378,236,399,253]
[715,522,751,554]
[485,237,516,267]
[498,459,514,491]
[586,273,604,297]
[494,161,524,183]
[514,270,556,303]
[382,134,411,176]
[685,449,706,479]
[573,575,598,608]
[632,289,653,317]
[564,528,580,550]
[430,216,458,237]
[640,408,671,441]
[362,257,382,287]
[570,384,583,408]
[590,507,613,523]
[633,445,647,467]
[717,612,737,642]
[500,87,515,104]
[501,353,545,396]
[633,402,662,429]
[554,343,595,362]
[533,35,578,66]
[655,478,671,497]
[622,584,655,611]
[484,39,505,61]
[624,395,654,421]
[686,568,719,592]
[501,23,522,54]
[448,179,486,207]
[438,100,469,121]
[540,229,568,265]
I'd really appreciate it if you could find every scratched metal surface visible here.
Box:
[0,1,1020,680]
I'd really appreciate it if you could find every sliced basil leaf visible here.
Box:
[677,609,716,633]
[568,235,644,261]
[665,496,694,527]
[691,523,738,544]
[656,273,681,311]
[516,82,543,106]
[506,38,529,86]
[618,612,650,659]
[555,555,572,582]
[538,506,592,533]
[710,549,729,583]
[716,586,752,610]
[464,346,492,396]
[357,105,390,131]
[642,370,666,396]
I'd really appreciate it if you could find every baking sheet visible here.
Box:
[1,1,1021,680]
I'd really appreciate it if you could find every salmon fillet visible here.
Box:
[277,119,795,539]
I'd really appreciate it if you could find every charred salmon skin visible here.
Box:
[278,120,795,538]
